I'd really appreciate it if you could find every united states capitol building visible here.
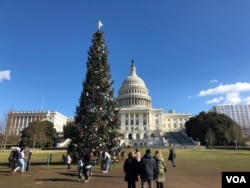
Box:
[7,62,196,147]
[116,61,194,147]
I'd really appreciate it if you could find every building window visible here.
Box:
[136,134,139,140]
[128,134,133,139]
[125,120,128,125]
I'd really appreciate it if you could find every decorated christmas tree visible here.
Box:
[69,21,120,156]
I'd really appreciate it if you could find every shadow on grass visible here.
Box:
[35,178,77,182]
[34,170,78,182]
[58,171,77,177]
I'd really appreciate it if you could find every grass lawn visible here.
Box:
[0,148,249,188]
[0,148,250,170]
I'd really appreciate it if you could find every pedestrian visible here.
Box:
[100,150,106,170]
[168,148,176,167]
[66,154,72,169]
[62,154,66,164]
[121,150,126,162]
[134,148,141,162]
[82,150,91,182]
[24,146,31,172]
[123,150,139,188]
[11,147,27,175]
[154,150,167,188]
[89,151,96,176]
[102,150,111,173]
[7,148,17,169]
[139,148,156,188]
[77,157,84,181]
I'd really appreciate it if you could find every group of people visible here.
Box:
[123,148,176,188]
[77,149,99,183]
[62,147,176,187]
[8,146,31,175]
[64,149,112,183]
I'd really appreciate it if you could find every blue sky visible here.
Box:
[1,0,250,118]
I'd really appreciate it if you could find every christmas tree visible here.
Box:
[69,21,120,156]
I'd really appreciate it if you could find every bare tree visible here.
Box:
[0,111,9,150]
[205,127,216,148]
[0,117,5,147]
[230,122,243,150]
[0,109,15,150]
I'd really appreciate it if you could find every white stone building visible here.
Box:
[7,110,69,135]
[116,61,193,146]
[210,104,250,128]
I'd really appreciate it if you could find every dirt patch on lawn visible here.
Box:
[0,163,221,188]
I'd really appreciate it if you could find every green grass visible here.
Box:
[1,148,250,171]
[0,149,66,169]
[118,148,250,170]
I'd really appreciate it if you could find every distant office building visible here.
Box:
[210,104,250,128]
[116,61,193,146]
[7,110,70,135]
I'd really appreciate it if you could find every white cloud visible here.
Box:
[197,82,250,105]
[0,70,11,82]
[224,92,241,104]
[209,79,218,83]
[206,96,224,104]
[243,97,250,104]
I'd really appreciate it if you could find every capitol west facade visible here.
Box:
[6,62,193,146]
[116,61,192,146]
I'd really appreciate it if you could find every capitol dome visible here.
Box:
[117,60,152,108]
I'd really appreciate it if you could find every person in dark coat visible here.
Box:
[83,150,91,182]
[123,151,139,188]
[139,149,156,188]
[168,148,176,167]
[8,148,18,170]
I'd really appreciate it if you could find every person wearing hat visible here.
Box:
[139,149,156,188]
